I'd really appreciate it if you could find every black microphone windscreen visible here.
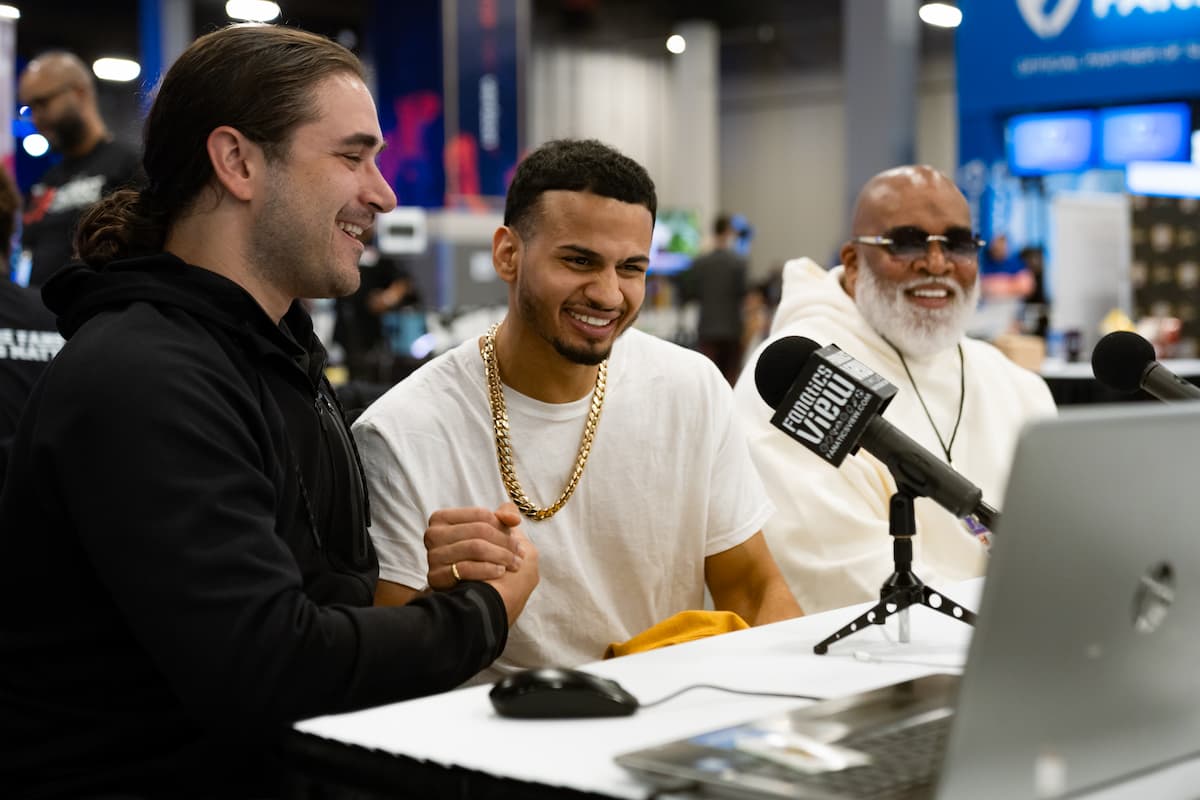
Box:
[754,336,822,408]
[1092,331,1156,392]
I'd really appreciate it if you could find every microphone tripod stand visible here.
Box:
[814,487,977,654]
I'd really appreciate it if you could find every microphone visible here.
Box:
[1091,330,1200,402]
[754,336,999,529]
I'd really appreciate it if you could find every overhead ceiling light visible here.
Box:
[666,34,687,55]
[918,2,963,28]
[0,5,20,20]
[23,133,49,158]
[225,0,281,23]
[93,57,142,83]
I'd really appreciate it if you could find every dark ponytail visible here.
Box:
[74,188,168,267]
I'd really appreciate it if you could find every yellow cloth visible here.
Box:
[603,610,749,659]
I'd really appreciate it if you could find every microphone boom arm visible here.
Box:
[860,416,999,526]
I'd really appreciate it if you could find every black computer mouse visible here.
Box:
[489,667,640,719]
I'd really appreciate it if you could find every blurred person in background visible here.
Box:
[740,280,773,371]
[335,243,424,385]
[18,50,141,287]
[0,165,63,487]
[1019,244,1049,338]
[979,232,1036,302]
[680,212,749,384]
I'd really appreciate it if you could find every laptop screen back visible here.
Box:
[938,403,1200,799]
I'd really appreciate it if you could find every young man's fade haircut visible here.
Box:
[502,139,658,241]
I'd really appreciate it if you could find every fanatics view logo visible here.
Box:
[779,364,856,446]
[1016,0,1082,38]
[768,343,897,467]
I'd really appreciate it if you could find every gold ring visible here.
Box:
[451,562,462,582]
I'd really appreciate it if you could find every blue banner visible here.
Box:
[449,0,522,206]
[372,0,445,208]
[958,0,1200,114]
[956,0,1200,260]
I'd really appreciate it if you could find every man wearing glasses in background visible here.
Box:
[18,51,140,287]
[732,165,1055,614]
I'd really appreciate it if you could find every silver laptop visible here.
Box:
[617,403,1200,799]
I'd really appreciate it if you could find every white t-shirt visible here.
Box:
[354,328,774,683]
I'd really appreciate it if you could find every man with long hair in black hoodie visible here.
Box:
[0,24,537,798]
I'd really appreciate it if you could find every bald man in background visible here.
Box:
[18,51,140,287]
[733,165,1055,614]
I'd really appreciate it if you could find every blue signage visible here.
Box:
[1099,102,1191,166]
[1007,110,1097,176]
[372,0,445,208]
[371,0,523,208]
[958,0,1200,114]
[449,0,522,205]
[956,0,1200,257]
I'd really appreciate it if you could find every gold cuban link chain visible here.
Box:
[480,323,606,520]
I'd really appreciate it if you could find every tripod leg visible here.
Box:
[919,585,977,625]
[814,602,887,654]
[814,584,928,655]
[815,491,978,654]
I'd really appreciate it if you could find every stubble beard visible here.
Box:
[515,275,637,366]
[249,173,360,302]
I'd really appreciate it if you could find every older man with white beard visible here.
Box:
[732,165,1055,614]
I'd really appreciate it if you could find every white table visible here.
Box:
[292,581,1200,798]
[1039,358,1200,381]
[294,584,972,797]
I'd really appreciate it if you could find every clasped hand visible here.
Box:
[424,502,529,589]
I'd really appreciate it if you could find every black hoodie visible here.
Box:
[0,280,63,486]
[0,255,507,798]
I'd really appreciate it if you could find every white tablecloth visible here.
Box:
[297,582,978,797]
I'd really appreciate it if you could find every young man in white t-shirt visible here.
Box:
[354,139,802,683]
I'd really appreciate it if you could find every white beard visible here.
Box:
[854,266,980,359]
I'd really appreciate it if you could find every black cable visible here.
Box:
[639,683,824,709]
